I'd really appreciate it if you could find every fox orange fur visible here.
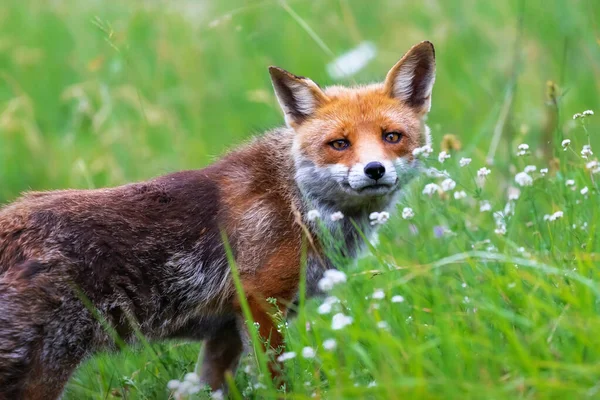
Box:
[0,41,436,399]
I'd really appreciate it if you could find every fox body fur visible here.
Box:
[0,41,436,399]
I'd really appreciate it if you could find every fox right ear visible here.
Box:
[269,66,329,128]
[384,41,436,115]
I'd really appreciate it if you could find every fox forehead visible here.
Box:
[293,83,423,167]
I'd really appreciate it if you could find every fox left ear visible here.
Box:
[384,41,436,115]
[269,66,330,128]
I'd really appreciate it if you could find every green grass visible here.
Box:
[1,0,600,398]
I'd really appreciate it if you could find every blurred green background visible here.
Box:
[1,0,598,203]
[1,1,600,398]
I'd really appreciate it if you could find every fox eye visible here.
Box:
[329,139,350,150]
[383,131,402,143]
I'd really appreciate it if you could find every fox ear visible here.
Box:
[384,41,436,115]
[269,66,329,128]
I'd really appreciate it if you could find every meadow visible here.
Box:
[1,0,600,398]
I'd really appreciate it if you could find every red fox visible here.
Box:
[0,41,435,399]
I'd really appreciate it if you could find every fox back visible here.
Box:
[0,41,436,399]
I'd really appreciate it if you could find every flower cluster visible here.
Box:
[402,207,415,220]
[323,338,337,350]
[167,373,203,399]
[307,209,321,221]
[330,211,344,221]
[422,183,441,196]
[317,269,347,292]
[543,211,564,222]
[514,171,533,187]
[413,144,433,158]
[586,160,600,174]
[277,351,297,362]
[331,313,353,330]
[581,145,593,159]
[438,150,451,163]
[317,296,339,314]
[441,178,456,191]
[477,167,491,178]
[454,190,467,199]
[573,109,594,119]
[516,143,530,156]
[369,211,390,225]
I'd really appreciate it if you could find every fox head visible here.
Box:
[269,41,435,211]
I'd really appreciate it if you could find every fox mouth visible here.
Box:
[341,181,396,196]
[358,184,392,193]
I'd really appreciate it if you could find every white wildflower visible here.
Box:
[401,207,414,220]
[573,113,583,120]
[515,172,533,187]
[323,338,337,351]
[561,139,571,150]
[477,167,491,178]
[422,183,440,196]
[167,380,181,390]
[524,165,536,173]
[438,151,451,163]
[211,390,224,400]
[581,145,593,159]
[307,209,321,221]
[479,200,492,212]
[318,296,339,314]
[317,302,332,315]
[565,179,575,187]
[517,143,530,156]
[330,211,344,221]
[507,187,520,201]
[454,190,467,199]
[184,373,200,384]
[459,157,472,167]
[372,289,385,300]
[317,269,347,292]
[440,178,456,192]
[581,186,589,195]
[369,211,390,226]
[167,373,203,397]
[302,347,316,359]
[368,381,377,388]
[494,223,507,235]
[412,144,433,158]
[588,162,600,174]
[331,313,353,330]
[543,211,564,222]
[504,201,515,216]
[583,110,594,116]
[377,321,390,330]
[425,167,449,178]
[540,168,548,175]
[277,352,297,362]
[391,295,405,303]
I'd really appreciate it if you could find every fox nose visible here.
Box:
[364,162,386,181]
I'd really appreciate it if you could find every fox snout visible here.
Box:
[346,159,401,194]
